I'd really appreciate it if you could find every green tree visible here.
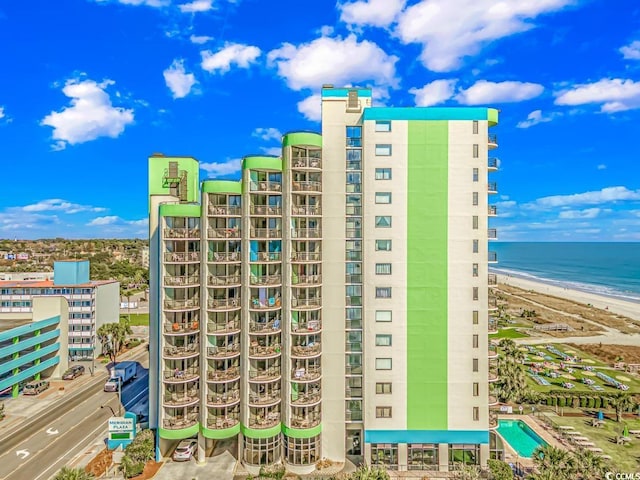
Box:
[609,393,634,423]
[97,319,132,365]
[121,429,154,479]
[53,467,94,480]
[573,448,607,479]
[531,445,575,480]
[451,463,482,480]
[488,459,514,480]
[349,465,391,480]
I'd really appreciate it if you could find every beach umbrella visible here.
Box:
[598,411,604,421]
[623,425,629,437]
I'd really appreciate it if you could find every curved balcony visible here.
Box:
[488,273,497,286]
[248,415,280,430]
[250,181,282,193]
[249,320,282,334]
[489,395,499,407]
[250,228,282,239]
[249,340,282,359]
[249,368,281,382]
[208,227,240,239]
[250,205,282,216]
[163,392,199,407]
[292,228,321,239]
[163,343,200,360]
[292,274,321,286]
[208,205,241,216]
[207,345,240,360]
[291,391,321,407]
[488,157,499,171]
[207,298,241,311]
[250,251,281,263]
[291,321,321,334]
[291,205,322,216]
[488,205,497,216]
[291,343,321,359]
[164,228,200,240]
[208,275,241,287]
[488,182,498,195]
[489,413,498,429]
[488,251,498,264]
[292,367,321,382]
[206,390,240,407]
[163,368,199,384]
[488,228,498,240]
[291,297,321,310]
[290,413,321,429]
[488,344,498,359]
[488,318,498,334]
[164,275,200,287]
[291,252,321,263]
[164,298,200,311]
[207,320,240,335]
[164,251,201,263]
[489,369,499,383]
[250,297,282,311]
[291,156,322,170]
[249,389,282,407]
[291,181,322,193]
[207,414,240,430]
[163,416,199,430]
[207,367,240,383]
[250,274,282,286]
[488,134,498,149]
[488,296,498,312]
[208,251,241,263]
[164,322,200,335]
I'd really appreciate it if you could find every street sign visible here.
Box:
[107,412,137,450]
[109,417,134,432]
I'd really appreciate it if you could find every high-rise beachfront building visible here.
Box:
[148,86,499,475]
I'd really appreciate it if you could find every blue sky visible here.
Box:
[1,0,639,241]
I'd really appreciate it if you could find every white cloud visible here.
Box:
[190,34,213,44]
[200,158,241,176]
[395,0,574,72]
[0,106,4,119]
[297,94,322,122]
[620,40,640,60]
[179,0,213,13]
[558,208,601,219]
[163,59,197,99]
[409,79,457,106]
[96,0,169,7]
[201,43,261,74]
[19,199,106,214]
[261,147,282,156]
[597,164,606,170]
[516,109,556,128]
[267,34,398,91]
[339,0,406,27]
[554,78,640,113]
[456,80,544,105]
[88,216,120,226]
[252,128,281,142]
[87,216,148,229]
[532,187,640,208]
[41,78,134,149]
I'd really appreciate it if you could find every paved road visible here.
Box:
[0,354,148,480]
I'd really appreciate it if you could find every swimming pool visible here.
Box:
[497,419,548,458]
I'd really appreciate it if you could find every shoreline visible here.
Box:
[497,274,640,322]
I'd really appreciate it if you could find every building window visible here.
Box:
[346,172,362,193]
[473,287,479,300]
[473,310,479,324]
[472,263,479,277]
[473,383,479,396]
[284,434,320,466]
[376,382,392,394]
[376,334,392,346]
[473,334,479,348]
[375,263,392,275]
[473,358,479,372]
[243,434,281,465]
[473,120,479,134]
[376,287,392,298]
[375,216,392,228]
[449,444,480,467]
[346,149,362,170]
[375,144,392,156]
[473,407,480,421]
[409,444,438,470]
[371,444,398,469]
[375,120,392,132]
[473,215,479,229]
[376,310,392,322]
[346,126,362,147]
[376,407,393,418]
[473,240,479,253]
[375,192,392,204]
[375,168,392,180]
[376,358,392,370]
[472,192,479,205]
[473,144,479,158]
[473,167,479,182]
[375,239,392,251]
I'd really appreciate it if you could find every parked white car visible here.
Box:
[172,440,197,462]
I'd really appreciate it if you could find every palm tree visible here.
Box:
[349,465,391,480]
[531,445,575,479]
[609,393,634,422]
[53,467,94,480]
[573,448,606,479]
[97,320,132,365]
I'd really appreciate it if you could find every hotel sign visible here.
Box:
[107,412,137,450]
[108,417,134,433]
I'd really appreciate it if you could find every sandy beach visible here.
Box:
[497,274,640,322]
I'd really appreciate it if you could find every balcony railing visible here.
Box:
[292,205,322,216]
[345,409,362,422]
[163,392,199,407]
[292,274,321,285]
[291,297,321,309]
[488,273,497,285]
[207,368,240,382]
[292,228,321,238]
[164,252,200,262]
[207,345,240,358]
[249,344,282,357]
[345,274,362,284]
[164,322,200,334]
[345,319,361,329]
[488,344,498,358]
[488,134,498,146]
[208,252,240,263]
[164,275,200,287]
[488,205,497,216]
[249,368,281,381]
[488,296,498,309]
[163,343,199,358]
[291,156,322,170]
[488,319,498,333]
[207,414,240,429]
[291,252,321,262]
[250,205,282,216]
[207,390,240,406]
[208,275,241,286]
[291,392,321,406]
[249,320,282,333]
[207,320,240,333]
[488,252,498,263]
[489,370,499,382]
[250,228,282,239]
[488,228,497,239]
[163,368,199,383]
[208,227,240,239]
[164,298,200,310]
[163,415,198,430]
[252,251,281,262]
[208,205,241,216]
[248,414,280,429]
[249,391,282,406]
[291,414,321,429]
[164,228,200,239]
[207,298,240,310]
[292,367,321,381]
[292,321,321,333]
[250,298,282,310]
[291,344,321,357]
[291,181,322,193]
[250,181,282,192]
[488,157,499,169]
[345,365,362,375]
[488,182,498,193]
[250,274,282,286]
[345,341,362,352]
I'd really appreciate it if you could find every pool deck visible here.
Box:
[497,414,568,467]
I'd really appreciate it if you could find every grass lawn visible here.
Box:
[121,313,149,326]
[491,328,529,339]
[542,412,640,471]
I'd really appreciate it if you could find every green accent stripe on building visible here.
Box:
[282,423,322,439]
[407,120,448,430]
[282,132,322,148]
[159,423,200,440]
[201,423,241,439]
[242,156,282,171]
[365,107,496,122]
[487,108,499,126]
[158,203,201,217]
[240,423,282,439]
[202,180,242,194]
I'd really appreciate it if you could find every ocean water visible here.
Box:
[491,242,640,303]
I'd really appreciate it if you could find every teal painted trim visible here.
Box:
[321,88,372,97]
[0,343,60,376]
[0,356,60,392]
[0,329,60,358]
[364,430,489,444]
[54,260,90,285]
[158,203,201,217]
[364,107,495,121]
[0,316,59,342]
[242,156,282,171]
[240,423,281,439]
[201,423,241,439]
[282,423,321,439]
[202,180,242,194]
[282,132,322,148]
[159,423,200,440]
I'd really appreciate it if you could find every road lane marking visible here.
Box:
[15,450,29,459]
[46,428,59,435]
